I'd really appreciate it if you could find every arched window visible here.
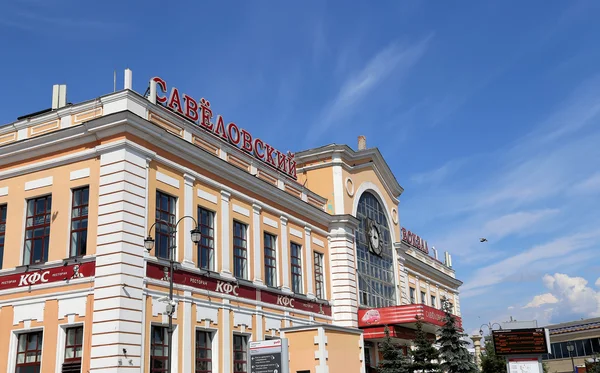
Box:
[355,192,396,308]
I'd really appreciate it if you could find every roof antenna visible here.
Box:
[113,70,117,92]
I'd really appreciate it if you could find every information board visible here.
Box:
[508,358,542,373]
[249,339,289,373]
[492,328,550,356]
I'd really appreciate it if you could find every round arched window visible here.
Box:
[355,192,396,308]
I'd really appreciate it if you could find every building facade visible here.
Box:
[0,70,462,373]
[542,318,600,373]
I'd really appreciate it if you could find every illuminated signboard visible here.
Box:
[492,328,551,356]
[401,227,429,254]
[148,77,297,179]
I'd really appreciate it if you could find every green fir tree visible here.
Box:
[480,335,505,373]
[437,298,478,373]
[378,326,410,373]
[410,316,441,373]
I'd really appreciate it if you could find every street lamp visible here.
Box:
[567,343,576,373]
[479,322,502,336]
[144,216,201,373]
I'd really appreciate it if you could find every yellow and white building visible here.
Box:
[0,69,463,373]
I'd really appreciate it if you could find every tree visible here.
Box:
[410,316,441,373]
[480,335,505,373]
[437,298,478,373]
[378,326,410,373]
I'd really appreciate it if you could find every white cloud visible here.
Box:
[524,293,558,308]
[572,173,600,195]
[541,273,600,317]
[307,34,433,142]
[411,159,464,185]
[461,231,600,297]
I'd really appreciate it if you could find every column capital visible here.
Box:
[220,190,231,202]
[280,216,288,225]
[252,203,262,213]
[183,173,195,185]
[304,226,312,235]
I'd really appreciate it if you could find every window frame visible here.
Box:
[409,287,416,304]
[155,191,177,261]
[263,232,277,287]
[233,221,248,280]
[0,204,6,269]
[64,326,84,362]
[150,325,169,373]
[431,295,437,309]
[313,251,325,299]
[195,330,212,373]
[290,242,303,294]
[421,291,427,305]
[15,330,44,373]
[23,195,53,266]
[232,334,248,373]
[69,186,90,258]
[197,207,215,271]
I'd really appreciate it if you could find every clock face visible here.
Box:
[366,220,383,256]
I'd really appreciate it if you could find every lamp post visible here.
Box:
[479,322,502,336]
[144,217,201,373]
[567,343,576,373]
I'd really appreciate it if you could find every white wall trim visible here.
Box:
[280,217,291,292]
[232,204,250,217]
[252,204,263,286]
[312,237,325,248]
[70,168,90,181]
[220,191,232,277]
[290,227,303,239]
[197,189,218,204]
[263,216,279,229]
[0,186,7,196]
[156,171,180,189]
[24,176,53,191]
[332,154,345,215]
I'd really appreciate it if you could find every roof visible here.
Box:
[295,143,404,198]
[545,317,600,335]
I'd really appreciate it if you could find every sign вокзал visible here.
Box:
[148,77,297,180]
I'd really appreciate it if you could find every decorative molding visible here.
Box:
[263,216,279,229]
[232,204,250,217]
[197,189,218,204]
[70,168,90,181]
[0,186,7,196]
[345,177,355,197]
[312,237,325,248]
[289,227,303,239]
[24,176,53,191]
[156,171,180,189]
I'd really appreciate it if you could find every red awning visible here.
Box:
[358,304,462,329]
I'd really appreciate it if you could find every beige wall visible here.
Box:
[286,329,319,373]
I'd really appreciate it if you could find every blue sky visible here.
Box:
[2,1,600,334]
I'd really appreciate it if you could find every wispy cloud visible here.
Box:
[461,231,600,298]
[411,159,465,185]
[572,173,600,195]
[306,34,433,143]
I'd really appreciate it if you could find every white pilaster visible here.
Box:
[252,204,264,286]
[90,146,149,373]
[332,154,344,215]
[304,227,315,298]
[221,303,231,373]
[183,174,195,268]
[280,217,291,293]
[220,191,232,277]
[415,276,422,304]
[426,280,432,307]
[182,291,192,373]
[255,306,264,340]
[328,220,359,327]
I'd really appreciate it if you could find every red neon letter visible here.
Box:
[183,94,198,122]
[277,151,287,172]
[199,98,213,130]
[227,123,241,145]
[153,77,167,104]
[167,88,184,115]
[240,129,253,153]
[254,138,265,160]
[214,115,228,140]
[265,144,277,166]
[287,158,297,179]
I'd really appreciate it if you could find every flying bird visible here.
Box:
[480,238,488,243]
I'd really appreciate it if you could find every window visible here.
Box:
[233,335,248,373]
[197,207,215,271]
[233,221,247,279]
[314,252,324,299]
[431,295,436,308]
[195,331,212,373]
[16,331,43,373]
[0,204,6,269]
[355,192,396,308]
[150,326,169,373]
[290,243,302,294]
[156,192,176,260]
[421,291,427,305]
[24,195,52,265]
[62,326,83,373]
[448,302,454,314]
[409,288,416,304]
[264,233,277,287]
[70,187,89,258]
